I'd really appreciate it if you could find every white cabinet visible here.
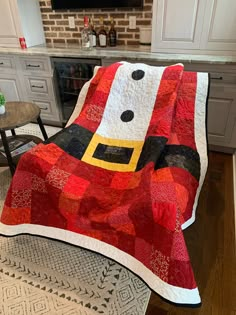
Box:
[0,74,22,101]
[0,53,60,125]
[0,54,23,101]
[151,0,207,50]
[200,0,236,51]
[207,84,236,146]
[151,0,236,54]
[19,56,60,124]
[0,0,45,48]
[0,0,21,47]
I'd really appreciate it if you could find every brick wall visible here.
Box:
[39,0,153,46]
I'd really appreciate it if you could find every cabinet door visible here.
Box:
[200,0,236,51]
[0,74,22,101]
[0,0,22,47]
[151,0,207,51]
[207,84,236,146]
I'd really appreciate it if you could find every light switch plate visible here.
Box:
[68,16,75,29]
[129,16,136,29]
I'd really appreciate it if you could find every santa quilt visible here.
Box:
[0,62,209,305]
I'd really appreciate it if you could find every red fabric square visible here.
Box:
[135,238,152,268]
[110,172,133,190]
[152,202,177,232]
[64,174,90,196]
[1,206,31,225]
[151,182,177,204]
[11,171,32,190]
[168,259,196,289]
[118,232,135,256]
[153,224,174,257]
[59,191,81,215]
[170,231,190,262]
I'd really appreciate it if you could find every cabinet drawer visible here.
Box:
[24,76,53,98]
[207,83,236,146]
[29,99,60,122]
[210,73,236,85]
[19,56,51,73]
[29,78,48,93]
[31,99,53,115]
[0,55,15,70]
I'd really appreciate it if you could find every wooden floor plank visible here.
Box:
[146,152,236,315]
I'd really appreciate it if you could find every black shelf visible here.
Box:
[63,91,80,96]
[52,58,101,122]
[60,76,89,81]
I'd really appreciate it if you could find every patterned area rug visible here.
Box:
[0,124,151,315]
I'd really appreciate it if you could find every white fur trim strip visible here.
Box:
[0,222,201,305]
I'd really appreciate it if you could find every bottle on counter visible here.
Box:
[89,18,97,47]
[81,16,92,50]
[108,17,117,47]
[98,17,107,48]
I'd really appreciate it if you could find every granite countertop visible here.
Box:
[0,44,236,64]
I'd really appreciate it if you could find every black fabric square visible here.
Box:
[93,144,134,164]
[45,124,93,160]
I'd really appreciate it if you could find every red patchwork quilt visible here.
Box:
[0,62,208,305]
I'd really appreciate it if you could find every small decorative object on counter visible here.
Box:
[0,92,6,115]
[81,16,92,50]
[19,37,27,49]
[108,18,116,47]
[89,18,97,47]
[98,17,107,47]
[139,27,152,45]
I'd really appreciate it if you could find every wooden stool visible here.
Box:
[0,102,48,175]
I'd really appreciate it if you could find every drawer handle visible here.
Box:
[39,106,48,110]
[0,62,4,65]
[211,76,223,80]
[27,64,40,68]
[31,85,44,89]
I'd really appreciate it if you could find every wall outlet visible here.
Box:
[129,16,136,29]
[68,16,75,29]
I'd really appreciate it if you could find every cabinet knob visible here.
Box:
[0,62,4,65]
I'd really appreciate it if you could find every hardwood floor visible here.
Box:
[146,152,236,315]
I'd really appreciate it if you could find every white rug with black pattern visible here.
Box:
[0,124,151,315]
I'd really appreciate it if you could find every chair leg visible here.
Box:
[0,130,15,176]
[37,116,48,141]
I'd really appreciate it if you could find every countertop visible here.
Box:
[0,44,236,65]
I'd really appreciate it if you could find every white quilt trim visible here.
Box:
[182,72,209,230]
[0,222,201,305]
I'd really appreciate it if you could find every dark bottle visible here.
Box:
[108,17,116,47]
[89,18,97,47]
[98,17,107,47]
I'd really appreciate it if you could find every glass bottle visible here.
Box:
[108,17,117,47]
[81,16,92,50]
[98,17,107,48]
[89,18,97,47]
